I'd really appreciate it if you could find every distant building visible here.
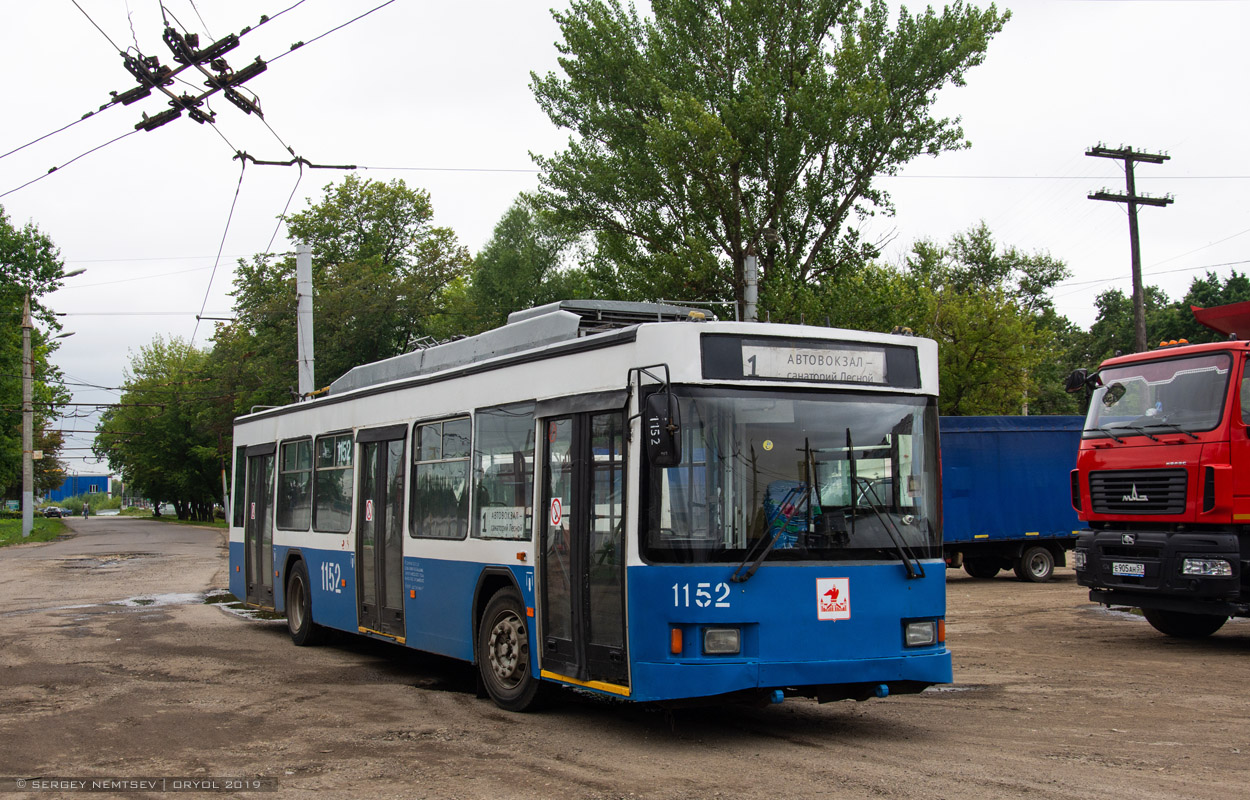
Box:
[46,475,113,503]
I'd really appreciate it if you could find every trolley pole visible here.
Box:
[1087,144,1173,353]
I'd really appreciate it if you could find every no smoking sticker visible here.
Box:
[549,497,563,527]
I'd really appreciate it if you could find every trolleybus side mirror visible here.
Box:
[643,392,682,467]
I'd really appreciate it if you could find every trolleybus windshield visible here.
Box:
[643,387,940,563]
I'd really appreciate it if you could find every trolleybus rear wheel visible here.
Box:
[286,560,322,646]
[1014,546,1054,582]
[478,587,543,712]
[1141,608,1227,638]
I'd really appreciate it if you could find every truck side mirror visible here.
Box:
[1064,369,1089,394]
[644,392,682,467]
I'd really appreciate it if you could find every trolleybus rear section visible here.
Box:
[228,301,950,710]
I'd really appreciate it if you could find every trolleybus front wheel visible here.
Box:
[478,587,543,712]
[286,560,322,647]
[1142,608,1227,639]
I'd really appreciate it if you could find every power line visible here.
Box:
[192,159,248,344]
[268,0,398,64]
[0,129,140,199]
[70,0,125,53]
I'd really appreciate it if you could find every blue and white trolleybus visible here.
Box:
[228,301,950,711]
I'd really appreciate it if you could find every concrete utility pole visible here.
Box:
[295,243,315,398]
[21,294,34,538]
[1086,144,1174,353]
[743,250,759,323]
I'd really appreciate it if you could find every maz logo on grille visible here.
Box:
[1121,484,1149,502]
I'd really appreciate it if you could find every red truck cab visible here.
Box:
[1070,302,1250,637]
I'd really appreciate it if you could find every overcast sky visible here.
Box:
[3,0,1248,474]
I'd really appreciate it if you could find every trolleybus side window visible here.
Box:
[313,432,354,533]
[231,445,246,527]
[277,438,313,531]
[472,403,535,540]
[411,416,471,539]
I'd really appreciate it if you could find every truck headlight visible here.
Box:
[1074,550,1087,570]
[703,627,741,655]
[1182,558,1233,577]
[904,620,938,647]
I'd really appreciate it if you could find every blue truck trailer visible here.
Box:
[941,415,1083,582]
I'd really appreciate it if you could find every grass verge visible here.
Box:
[0,518,68,547]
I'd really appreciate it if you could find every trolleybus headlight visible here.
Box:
[1181,558,1233,577]
[904,620,938,647]
[702,627,741,655]
[1074,550,1087,570]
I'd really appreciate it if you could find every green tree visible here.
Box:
[531,0,1009,317]
[825,223,1072,416]
[1,205,71,500]
[210,175,472,416]
[454,197,610,334]
[94,337,221,521]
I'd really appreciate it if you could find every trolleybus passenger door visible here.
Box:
[540,411,628,687]
[356,426,407,639]
[244,445,275,607]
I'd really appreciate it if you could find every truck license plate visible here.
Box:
[1112,562,1146,577]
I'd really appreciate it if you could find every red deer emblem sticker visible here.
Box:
[816,578,850,621]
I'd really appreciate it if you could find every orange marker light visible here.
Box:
[516,551,527,562]
[670,627,683,655]
[410,589,416,599]
[526,607,535,618]
[341,579,346,588]
[937,619,947,643]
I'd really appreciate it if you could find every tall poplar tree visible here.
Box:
[531,0,1009,317]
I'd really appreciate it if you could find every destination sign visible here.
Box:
[741,344,886,384]
[700,333,920,389]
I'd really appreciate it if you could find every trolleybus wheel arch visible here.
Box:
[1014,546,1055,582]
[1141,607,1227,638]
[286,559,322,647]
[477,587,543,712]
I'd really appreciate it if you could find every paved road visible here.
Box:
[3,521,1250,799]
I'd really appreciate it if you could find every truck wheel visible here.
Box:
[477,588,544,712]
[1014,546,1055,582]
[286,560,322,646]
[964,559,1000,579]
[1142,608,1228,638]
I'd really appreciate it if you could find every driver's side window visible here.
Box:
[1240,370,1250,425]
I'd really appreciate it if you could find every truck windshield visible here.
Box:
[1084,352,1231,438]
[642,387,940,564]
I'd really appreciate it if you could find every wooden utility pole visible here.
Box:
[1087,144,1173,353]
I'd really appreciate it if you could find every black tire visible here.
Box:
[964,559,1000,579]
[477,587,543,712]
[286,560,322,646]
[1142,608,1228,639]
[1014,546,1055,582]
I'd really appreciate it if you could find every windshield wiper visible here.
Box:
[846,428,924,580]
[731,484,806,583]
[853,476,924,580]
[1139,421,1200,440]
[1121,422,1160,441]
[1086,425,1126,443]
